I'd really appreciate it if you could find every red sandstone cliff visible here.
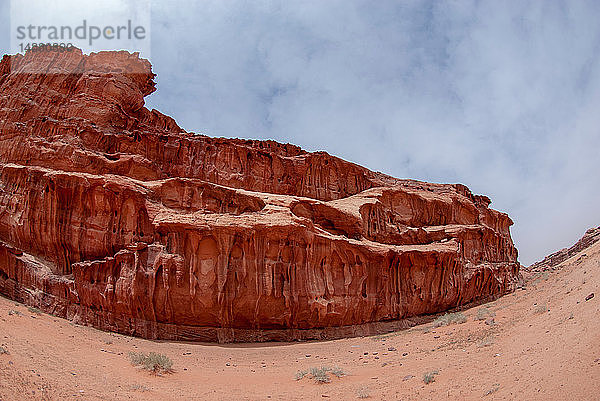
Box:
[0,49,520,342]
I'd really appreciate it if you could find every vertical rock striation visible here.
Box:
[0,49,520,342]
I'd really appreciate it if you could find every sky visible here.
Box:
[1,0,599,265]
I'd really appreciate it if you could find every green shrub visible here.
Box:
[27,306,42,315]
[478,335,495,348]
[423,369,439,384]
[295,366,348,384]
[432,312,467,328]
[129,352,173,374]
[310,366,331,383]
[356,386,371,398]
[475,307,495,321]
[294,370,308,381]
[329,366,346,378]
[484,383,500,396]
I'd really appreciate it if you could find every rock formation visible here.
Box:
[528,226,600,273]
[0,49,520,342]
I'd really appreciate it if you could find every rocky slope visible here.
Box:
[528,226,600,273]
[0,49,520,342]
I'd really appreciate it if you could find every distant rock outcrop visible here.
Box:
[528,227,600,272]
[0,49,520,342]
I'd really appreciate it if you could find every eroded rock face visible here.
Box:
[0,49,520,342]
[528,226,600,273]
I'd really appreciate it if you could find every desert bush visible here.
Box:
[478,335,495,348]
[0,346,8,355]
[295,366,348,384]
[484,383,500,396]
[475,307,495,321]
[27,306,42,315]
[534,303,548,314]
[310,366,331,383]
[129,352,173,374]
[422,369,439,384]
[356,386,371,398]
[532,272,549,286]
[8,310,22,316]
[432,312,467,328]
[294,369,308,381]
[128,384,150,392]
[329,366,347,378]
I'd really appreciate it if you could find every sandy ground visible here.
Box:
[1,242,599,401]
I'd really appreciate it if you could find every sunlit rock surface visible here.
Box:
[0,49,520,342]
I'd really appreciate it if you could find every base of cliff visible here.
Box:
[0,275,506,343]
[1,228,598,400]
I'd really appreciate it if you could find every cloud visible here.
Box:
[0,1,8,53]
[2,0,599,264]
